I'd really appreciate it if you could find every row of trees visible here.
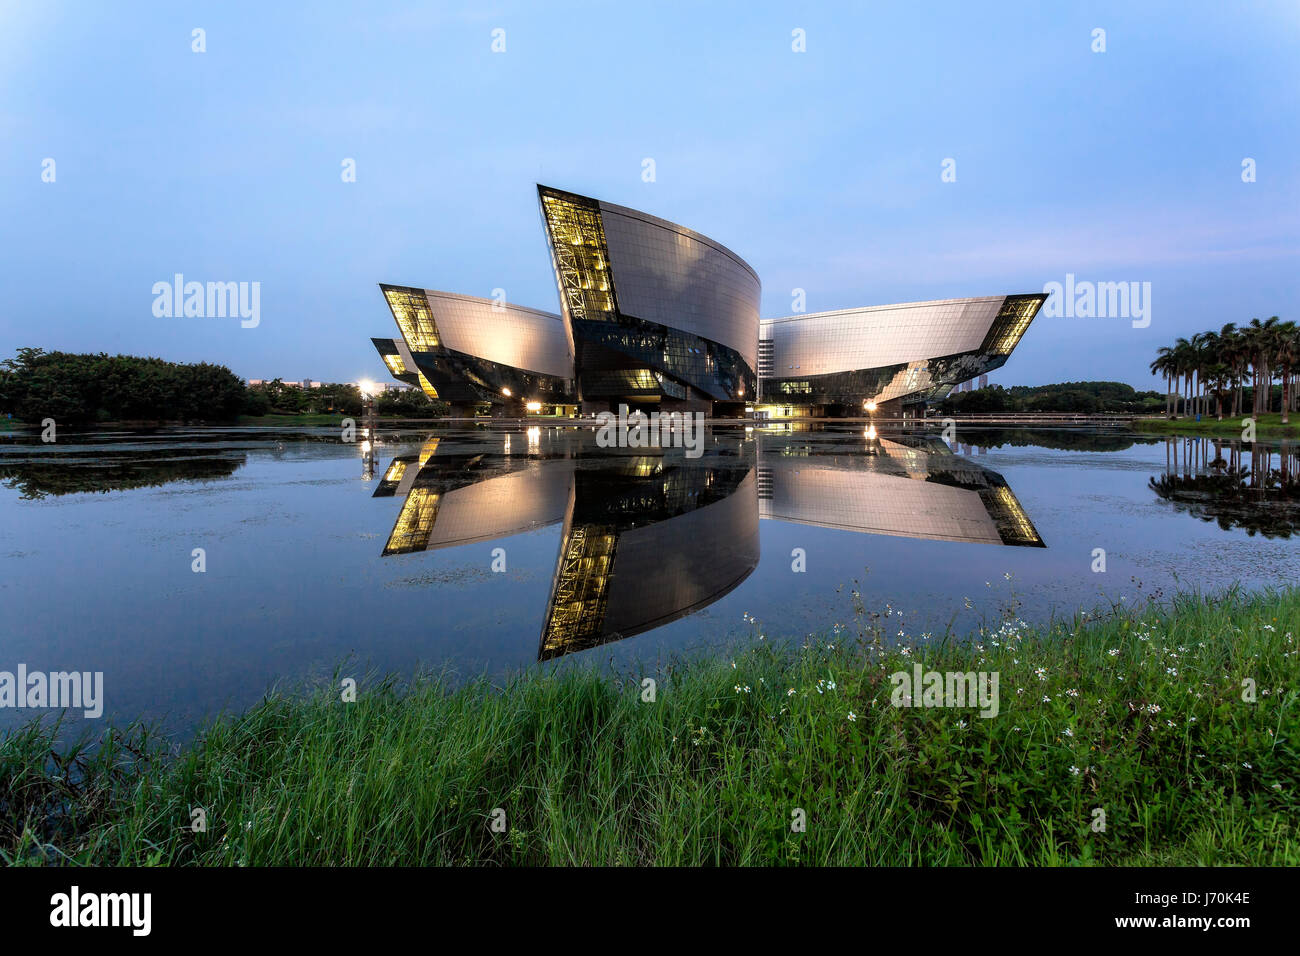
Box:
[1149,316,1296,422]
[937,381,1164,415]
[1,349,443,424]
[244,379,363,417]
[0,348,248,425]
[243,379,442,417]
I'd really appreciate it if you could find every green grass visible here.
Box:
[1134,412,1300,438]
[3,587,1298,866]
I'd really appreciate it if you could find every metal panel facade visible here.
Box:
[598,200,760,370]
[425,291,573,380]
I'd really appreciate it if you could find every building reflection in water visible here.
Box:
[373,427,1044,660]
[759,434,1041,546]
[1149,436,1300,538]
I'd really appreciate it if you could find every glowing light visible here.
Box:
[864,425,877,440]
[358,379,377,397]
[502,387,512,397]
[525,401,542,412]
[864,399,877,413]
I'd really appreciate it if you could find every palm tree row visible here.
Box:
[1149,316,1297,423]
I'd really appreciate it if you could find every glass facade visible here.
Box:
[980,294,1043,356]
[369,337,422,391]
[383,287,440,351]
[538,189,618,323]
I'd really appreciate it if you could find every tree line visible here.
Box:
[1149,316,1295,422]
[0,349,440,424]
[244,379,442,417]
[938,381,1164,414]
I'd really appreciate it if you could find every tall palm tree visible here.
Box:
[1151,319,1292,422]
[1195,331,1217,415]
[1150,347,1176,418]
[1215,322,1245,417]
[1276,321,1298,425]
[1172,336,1197,417]
[1245,317,1280,415]
[1204,360,1232,420]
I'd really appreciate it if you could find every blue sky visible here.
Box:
[2,0,1297,388]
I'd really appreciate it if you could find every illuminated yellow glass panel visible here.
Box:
[540,194,617,322]
[382,353,407,375]
[416,370,438,399]
[384,289,440,351]
[984,298,1043,356]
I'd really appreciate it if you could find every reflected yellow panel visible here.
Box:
[539,524,618,659]
[981,485,1043,546]
[383,488,440,554]
[417,437,440,467]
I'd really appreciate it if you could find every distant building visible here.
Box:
[247,378,325,388]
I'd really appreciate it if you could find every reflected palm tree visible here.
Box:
[1149,436,1300,537]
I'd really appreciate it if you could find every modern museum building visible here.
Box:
[371,185,1047,418]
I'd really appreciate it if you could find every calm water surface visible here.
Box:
[1,423,1296,734]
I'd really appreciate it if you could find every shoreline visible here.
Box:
[3,585,1297,866]
[1133,414,1300,438]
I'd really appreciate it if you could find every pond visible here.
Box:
[1,423,1296,734]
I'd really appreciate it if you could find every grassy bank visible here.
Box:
[1134,412,1300,438]
[3,588,1297,866]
